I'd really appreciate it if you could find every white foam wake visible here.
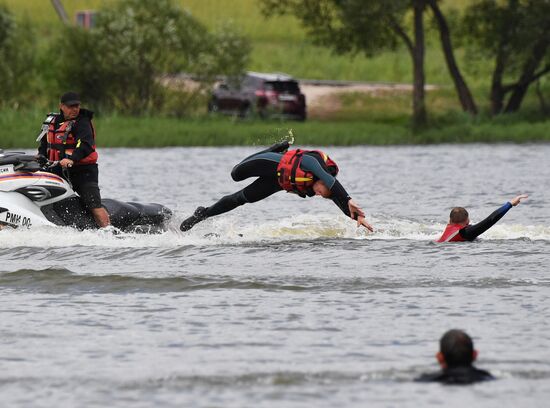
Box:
[0,214,548,249]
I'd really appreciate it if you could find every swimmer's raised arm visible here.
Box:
[510,194,528,206]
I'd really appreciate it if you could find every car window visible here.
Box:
[224,76,243,90]
[242,76,258,89]
[217,82,230,91]
[264,81,300,93]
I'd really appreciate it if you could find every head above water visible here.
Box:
[436,329,478,369]
[449,207,469,226]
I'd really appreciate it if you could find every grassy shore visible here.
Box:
[2,108,549,149]
[3,1,548,148]
[3,0,548,148]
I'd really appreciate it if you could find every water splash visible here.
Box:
[0,213,548,249]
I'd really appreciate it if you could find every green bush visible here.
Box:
[51,0,250,116]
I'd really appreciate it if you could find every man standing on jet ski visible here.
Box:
[180,141,373,232]
[37,92,111,228]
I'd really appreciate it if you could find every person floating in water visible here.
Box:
[437,194,528,242]
[180,141,373,232]
[416,329,494,385]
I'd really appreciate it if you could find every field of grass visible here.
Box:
[4,0,487,86]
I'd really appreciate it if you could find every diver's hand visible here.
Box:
[510,194,528,206]
[348,199,373,231]
[59,158,74,168]
[348,199,365,219]
[357,216,374,232]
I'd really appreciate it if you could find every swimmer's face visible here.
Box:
[313,180,331,198]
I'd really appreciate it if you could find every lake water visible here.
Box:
[0,144,549,407]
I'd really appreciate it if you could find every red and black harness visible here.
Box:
[43,113,98,165]
[276,149,338,197]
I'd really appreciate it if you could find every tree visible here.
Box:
[260,0,429,127]
[427,0,477,114]
[53,0,250,115]
[462,0,550,115]
[0,5,37,107]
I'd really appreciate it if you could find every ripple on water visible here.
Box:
[0,268,548,294]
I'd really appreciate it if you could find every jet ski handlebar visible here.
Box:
[0,152,57,172]
[35,155,61,171]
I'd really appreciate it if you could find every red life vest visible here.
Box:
[276,149,339,197]
[437,224,466,242]
[45,114,98,165]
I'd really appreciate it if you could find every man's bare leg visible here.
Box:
[91,207,111,228]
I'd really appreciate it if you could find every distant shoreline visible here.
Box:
[2,110,549,149]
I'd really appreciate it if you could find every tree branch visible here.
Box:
[389,17,414,55]
[501,82,517,93]
[502,64,550,92]
[530,64,550,83]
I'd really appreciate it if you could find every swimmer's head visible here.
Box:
[449,207,469,226]
[437,329,477,368]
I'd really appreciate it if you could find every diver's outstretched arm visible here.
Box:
[302,154,374,231]
[326,177,373,231]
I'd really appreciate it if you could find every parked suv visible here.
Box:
[208,72,306,120]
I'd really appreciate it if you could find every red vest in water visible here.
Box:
[46,114,98,165]
[437,224,466,242]
[277,149,338,196]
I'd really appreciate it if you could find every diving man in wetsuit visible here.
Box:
[416,329,494,385]
[437,194,528,242]
[180,142,373,232]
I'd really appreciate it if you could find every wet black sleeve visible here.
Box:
[459,202,513,241]
[330,180,352,217]
[300,155,353,217]
[68,118,95,162]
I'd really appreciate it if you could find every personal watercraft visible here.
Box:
[0,151,172,232]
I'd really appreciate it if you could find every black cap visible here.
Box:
[60,91,81,106]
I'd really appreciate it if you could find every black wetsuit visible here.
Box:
[203,147,353,219]
[459,202,513,241]
[416,366,494,385]
[38,109,102,210]
[180,143,356,231]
